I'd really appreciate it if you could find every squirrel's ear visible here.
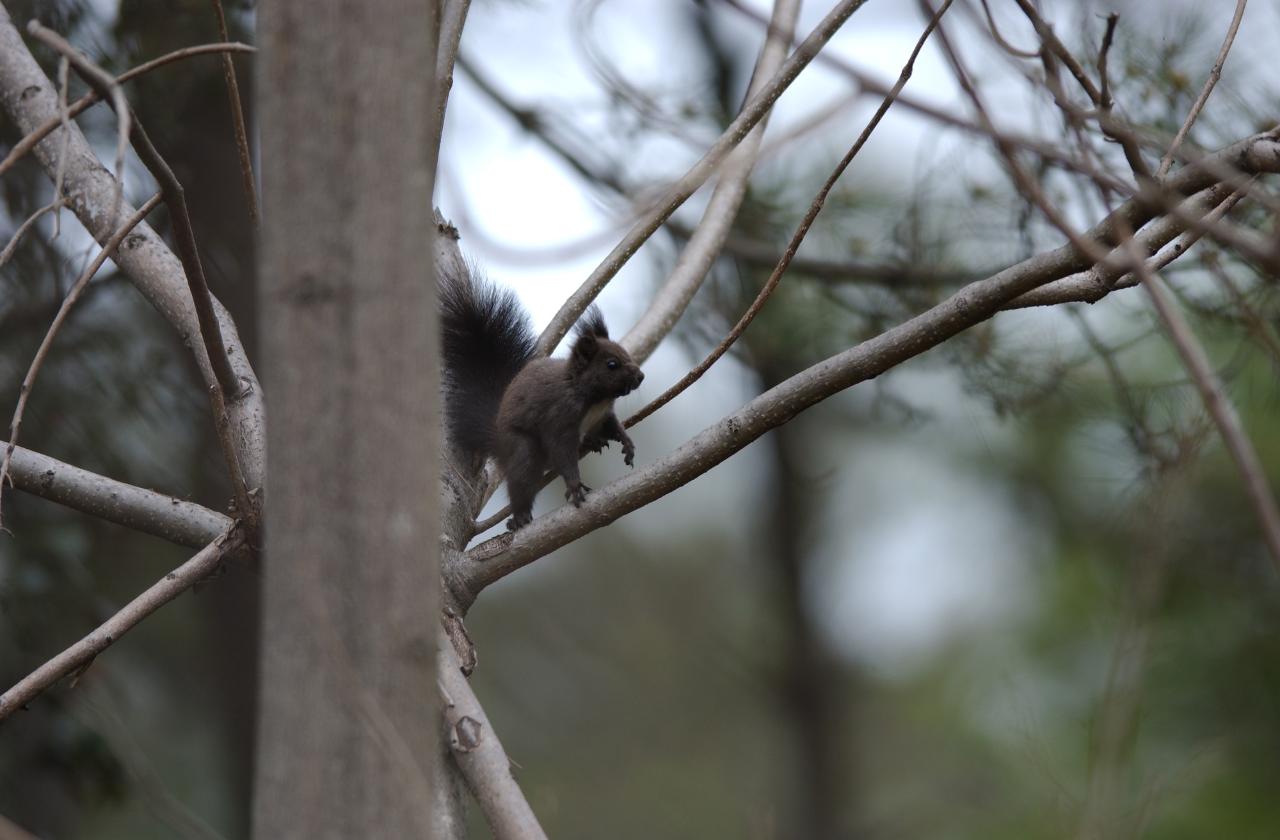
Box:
[570,333,599,372]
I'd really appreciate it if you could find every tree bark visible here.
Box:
[253,1,448,837]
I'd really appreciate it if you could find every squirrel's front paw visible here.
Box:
[507,510,532,531]
[622,443,636,467]
[565,483,591,506]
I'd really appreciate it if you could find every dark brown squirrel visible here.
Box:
[441,265,644,531]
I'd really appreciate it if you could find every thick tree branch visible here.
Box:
[0,7,266,495]
[0,526,245,722]
[439,638,548,840]
[451,130,1280,606]
[1,440,231,548]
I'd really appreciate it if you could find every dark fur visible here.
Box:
[441,269,643,530]
[440,264,536,461]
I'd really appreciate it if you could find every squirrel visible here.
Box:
[441,265,644,531]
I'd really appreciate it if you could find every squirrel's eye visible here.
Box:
[606,359,619,370]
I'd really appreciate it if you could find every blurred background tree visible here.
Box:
[2,0,1278,838]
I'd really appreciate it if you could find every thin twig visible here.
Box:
[0,526,244,722]
[208,0,258,225]
[625,0,954,428]
[977,0,1039,58]
[1132,250,1280,571]
[621,0,800,365]
[1157,0,1248,177]
[0,197,64,270]
[0,41,256,180]
[1206,257,1280,368]
[537,0,871,357]
[1096,13,1119,110]
[0,193,162,530]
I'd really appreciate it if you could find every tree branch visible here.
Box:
[1,440,231,547]
[626,0,952,428]
[1157,0,1248,177]
[0,526,245,722]
[536,0,872,357]
[451,130,1280,606]
[0,194,163,529]
[0,41,256,180]
[1130,248,1280,570]
[620,0,801,364]
[0,8,266,496]
[208,0,258,225]
[439,638,548,840]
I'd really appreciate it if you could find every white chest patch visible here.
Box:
[579,399,614,438]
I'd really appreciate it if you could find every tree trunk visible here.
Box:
[253,2,448,836]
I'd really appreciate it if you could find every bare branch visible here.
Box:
[432,0,472,163]
[208,0,258,224]
[621,0,801,364]
[1,440,231,547]
[0,11,265,493]
[626,0,954,428]
[0,41,257,180]
[1096,13,1120,110]
[439,639,548,840]
[1157,0,1249,177]
[0,197,63,270]
[452,128,1280,604]
[20,19,259,523]
[536,0,872,357]
[1131,252,1280,570]
[26,23,243,400]
[0,194,163,528]
[1006,184,1246,308]
[0,526,245,722]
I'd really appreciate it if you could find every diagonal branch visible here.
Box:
[439,637,548,840]
[1157,0,1248,177]
[451,130,1280,606]
[24,20,256,522]
[626,0,953,428]
[1,440,231,548]
[208,0,258,224]
[0,194,162,529]
[620,0,801,364]
[0,525,246,722]
[0,8,266,495]
[1129,248,1280,569]
[27,22,243,402]
[536,0,871,357]
[0,41,256,180]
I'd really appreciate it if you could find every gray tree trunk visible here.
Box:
[253,2,449,837]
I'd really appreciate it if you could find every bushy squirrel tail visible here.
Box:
[440,264,536,462]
